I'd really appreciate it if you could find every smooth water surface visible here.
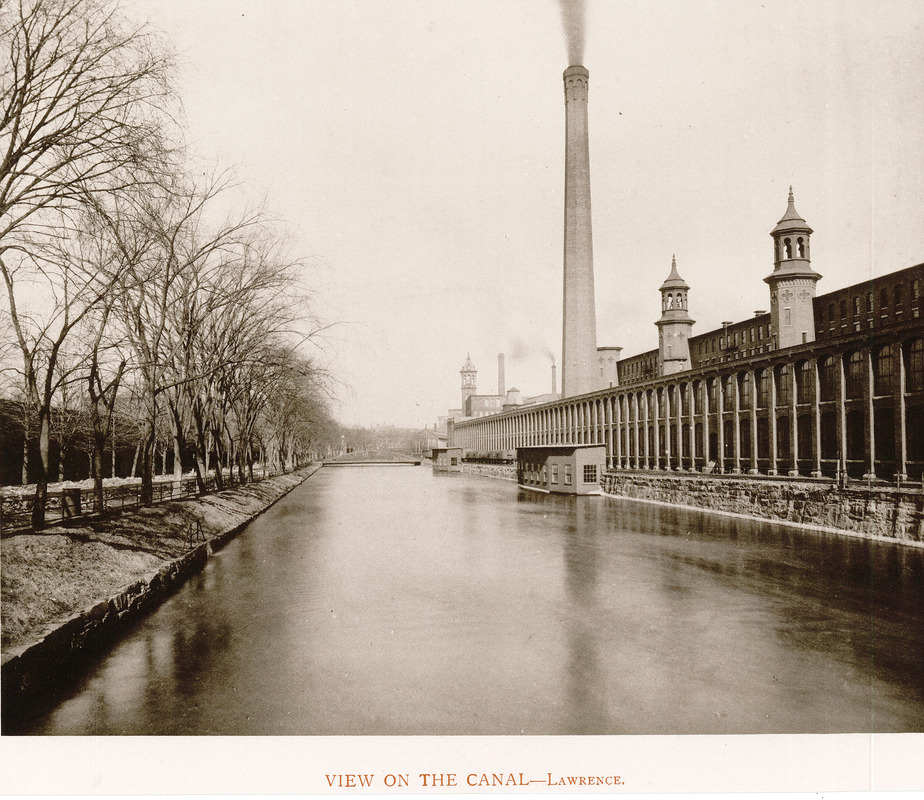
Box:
[14,467,924,734]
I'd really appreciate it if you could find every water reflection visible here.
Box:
[10,467,924,735]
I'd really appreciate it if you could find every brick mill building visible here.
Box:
[452,190,924,482]
[449,64,924,483]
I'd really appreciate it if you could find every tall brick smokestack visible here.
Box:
[561,65,597,397]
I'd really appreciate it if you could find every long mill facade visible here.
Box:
[451,192,924,482]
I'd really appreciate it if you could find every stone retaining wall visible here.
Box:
[601,472,924,545]
[1,466,320,713]
[462,462,516,481]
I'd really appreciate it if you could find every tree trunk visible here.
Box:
[30,412,50,530]
[138,387,156,505]
[173,430,183,481]
[212,434,224,490]
[92,447,105,513]
[130,443,140,477]
[192,450,208,494]
[139,431,154,505]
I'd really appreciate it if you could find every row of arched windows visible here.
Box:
[452,338,924,480]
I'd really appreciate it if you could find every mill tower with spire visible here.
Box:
[656,255,695,375]
[765,188,822,350]
[460,354,477,411]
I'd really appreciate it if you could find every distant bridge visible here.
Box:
[323,451,421,467]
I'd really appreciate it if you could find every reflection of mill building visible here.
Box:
[452,190,924,481]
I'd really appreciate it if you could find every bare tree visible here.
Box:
[172,228,308,490]
[111,171,274,503]
[0,0,175,527]
[0,0,175,248]
[0,206,137,526]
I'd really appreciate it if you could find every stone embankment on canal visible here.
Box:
[601,472,924,546]
[462,463,516,481]
[1,466,320,708]
[459,460,924,546]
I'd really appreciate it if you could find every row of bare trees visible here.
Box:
[1,0,339,528]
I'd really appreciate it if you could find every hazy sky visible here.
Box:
[132,0,924,429]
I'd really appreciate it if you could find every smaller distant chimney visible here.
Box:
[552,362,557,395]
[497,353,505,397]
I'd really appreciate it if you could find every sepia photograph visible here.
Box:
[1,0,923,793]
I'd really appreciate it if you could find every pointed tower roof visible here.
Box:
[771,186,813,234]
[659,254,689,291]
[461,353,476,372]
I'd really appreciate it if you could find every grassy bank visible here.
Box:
[1,467,316,659]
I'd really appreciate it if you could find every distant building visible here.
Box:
[596,346,623,388]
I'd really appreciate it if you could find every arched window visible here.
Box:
[723,375,735,412]
[777,415,791,462]
[757,418,770,459]
[757,369,770,408]
[796,237,805,258]
[783,238,792,259]
[797,414,812,460]
[820,356,837,402]
[820,411,838,461]
[797,360,813,404]
[739,372,752,410]
[846,409,865,462]
[875,407,895,463]
[845,351,865,400]
[776,364,792,405]
[907,339,924,393]
[739,419,751,460]
[875,345,893,396]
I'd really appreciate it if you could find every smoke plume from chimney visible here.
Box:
[559,0,586,65]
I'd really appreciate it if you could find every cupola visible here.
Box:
[765,188,822,350]
[655,255,695,375]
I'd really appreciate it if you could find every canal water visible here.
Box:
[14,466,924,735]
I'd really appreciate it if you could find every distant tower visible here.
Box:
[656,255,695,375]
[561,65,598,397]
[460,353,477,410]
[765,188,821,350]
